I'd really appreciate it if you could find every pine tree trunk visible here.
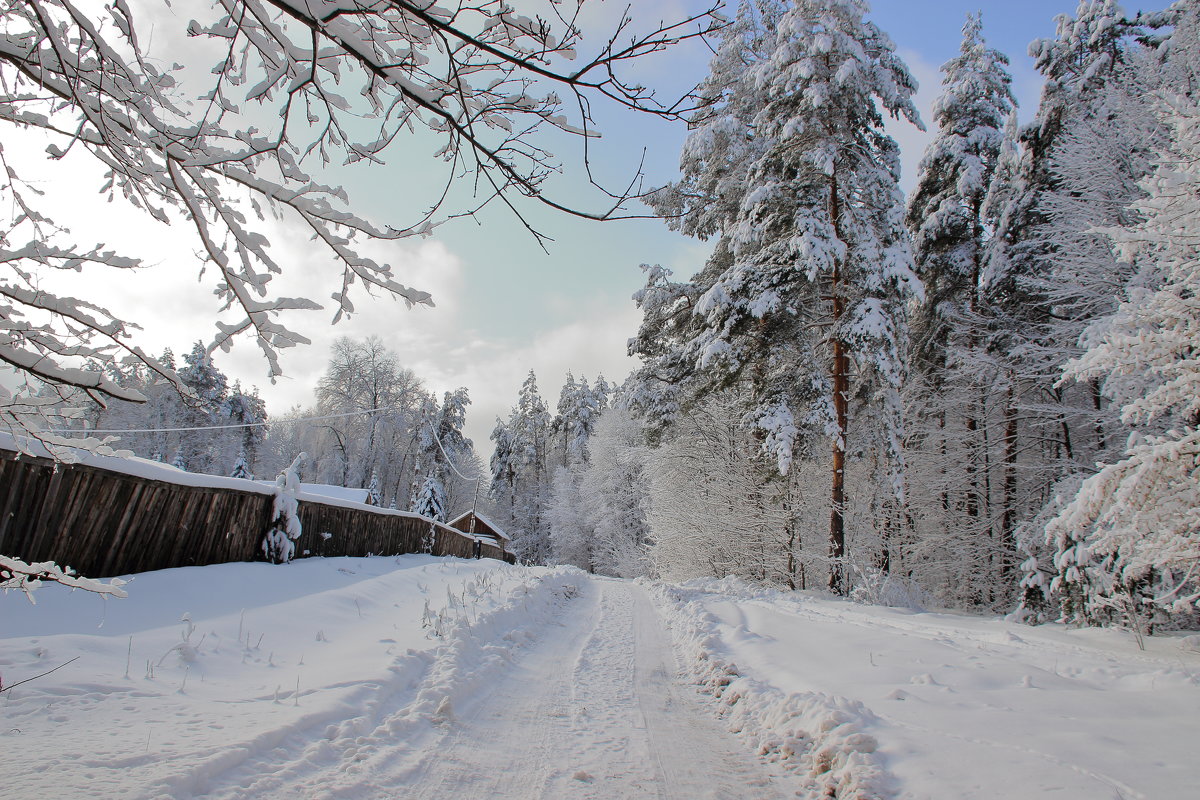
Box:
[828,172,848,595]
[1000,380,1019,585]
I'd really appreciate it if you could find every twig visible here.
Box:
[0,656,80,694]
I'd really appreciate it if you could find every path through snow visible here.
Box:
[5,558,1197,798]
[403,579,787,799]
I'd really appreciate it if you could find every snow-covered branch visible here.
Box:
[0,554,129,603]
[0,0,720,437]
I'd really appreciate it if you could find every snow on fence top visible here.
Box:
[0,431,493,532]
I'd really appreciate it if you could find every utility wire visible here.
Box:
[46,404,486,491]
[427,421,483,484]
[42,405,403,435]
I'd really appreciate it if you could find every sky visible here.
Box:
[11,0,1119,460]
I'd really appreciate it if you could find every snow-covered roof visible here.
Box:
[448,510,512,541]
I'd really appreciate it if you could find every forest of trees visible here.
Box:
[491,0,1200,635]
[5,0,1197,634]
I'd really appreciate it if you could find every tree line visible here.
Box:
[496,0,1200,634]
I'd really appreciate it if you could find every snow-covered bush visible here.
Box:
[849,562,928,611]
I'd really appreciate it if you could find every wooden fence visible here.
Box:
[0,445,511,579]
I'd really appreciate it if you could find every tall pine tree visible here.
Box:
[634,0,923,592]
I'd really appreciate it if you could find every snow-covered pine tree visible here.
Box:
[902,13,1019,606]
[489,416,518,526]
[1046,61,1200,630]
[593,376,613,416]
[553,373,601,468]
[222,383,267,476]
[635,0,923,593]
[412,473,447,524]
[230,451,252,480]
[176,341,228,473]
[906,12,1015,376]
[488,371,553,563]
[263,453,306,564]
[366,469,382,506]
[433,388,476,515]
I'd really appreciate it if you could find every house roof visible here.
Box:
[448,510,512,541]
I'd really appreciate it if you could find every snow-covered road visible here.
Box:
[403,579,789,799]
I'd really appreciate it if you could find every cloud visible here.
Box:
[423,296,642,456]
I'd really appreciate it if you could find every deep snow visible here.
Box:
[653,577,1200,799]
[2,558,1198,799]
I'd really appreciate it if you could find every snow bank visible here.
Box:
[650,578,896,799]
[650,576,1200,799]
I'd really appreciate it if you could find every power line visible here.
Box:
[43,404,404,435]
[47,402,485,487]
[428,420,483,484]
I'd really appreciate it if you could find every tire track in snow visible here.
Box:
[404,579,793,799]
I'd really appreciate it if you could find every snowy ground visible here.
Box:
[0,557,796,799]
[653,578,1200,799]
[3,558,1197,799]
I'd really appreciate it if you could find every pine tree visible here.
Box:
[176,341,229,473]
[230,451,252,480]
[553,373,601,467]
[366,469,382,506]
[412,473,447,523]
[902,13,1020,606]
[635,0,923,593]
[487,371,553,563]
[906,12,1015,375]
[223,383,267,474]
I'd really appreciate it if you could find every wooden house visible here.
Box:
[448,511,513,556]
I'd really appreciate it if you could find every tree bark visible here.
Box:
[828,171,848,595]
[1000,379,1019,585]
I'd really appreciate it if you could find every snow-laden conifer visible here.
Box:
[230,452,252,480]
[906,13,1014,373]
[1047,91,1200,626]
[489,372,553,563]
[412,474,447,524]
[635,0,923,592]
[263,453,305,564]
